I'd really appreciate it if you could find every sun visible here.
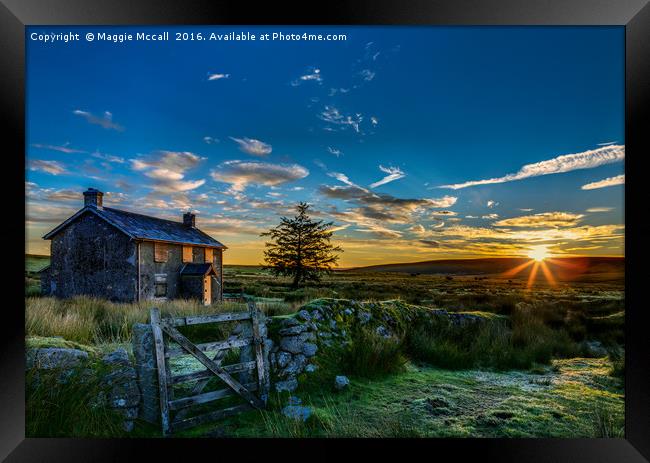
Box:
[527,245,550,262]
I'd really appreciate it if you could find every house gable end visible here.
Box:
[42,208,135,241]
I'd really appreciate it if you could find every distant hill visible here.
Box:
[345,257,624,282]
[25,254,50,273]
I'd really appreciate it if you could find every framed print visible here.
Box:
[1,0,649,461]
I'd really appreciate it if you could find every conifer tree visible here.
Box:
[261,202,342,287]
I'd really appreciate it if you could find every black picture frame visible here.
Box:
[2,0,648,461]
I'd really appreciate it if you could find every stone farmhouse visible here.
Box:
[40,188,225,304]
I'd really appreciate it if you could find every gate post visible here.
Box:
[150,308,171,435]
[132,322,159,424]
[239,315,255,386]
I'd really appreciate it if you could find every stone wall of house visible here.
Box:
[138,241,184,300]
[45,211,138,302]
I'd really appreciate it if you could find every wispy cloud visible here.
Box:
[328,88,350,96]
[369,165,406,188]
[130,151,206,193]
[356,224,403,239]
[493,212,584,228]
[203,136,219,144]
[581,174,624,190]
[31,143,86,154]
[291,67,322,86]
[230,137,272,157]
[210,160,309,191]
[207,73,230,81]
[359,69,375,81]
[438,145,625,189]
[318,106,363,133]
[586,207,613,213]
[73,109,124,131]
[91,151,125,164]
[486,200,498,208]
[29,160,67,175]
[327,146,343,157]
[328,172,360,188]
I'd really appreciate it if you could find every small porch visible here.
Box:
[179,263,221,305]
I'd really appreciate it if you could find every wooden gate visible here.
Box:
[149,299,269,435]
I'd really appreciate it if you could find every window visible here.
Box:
[182,246,193,263]
[154,242,169,262]
[204,248,213,263]
[154,283,167,297]
[154,274,167,298]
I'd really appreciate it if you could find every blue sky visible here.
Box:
[26,26,625,265]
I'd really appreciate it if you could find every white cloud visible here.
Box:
[369,165,406,189]
[230,137,272,157]
[211,160,309,191]
[207,73,230,81]
[581,174,624,190]
[29,160,67,175]
[438,145,625,189]
[73,109,124,131]
[481,213,499,220]
[486,200,498,208]
[130,151,206,193]
[203,136,219,144]
[370,116,379,126]
[291,67,322,86]
[586,207,614,213]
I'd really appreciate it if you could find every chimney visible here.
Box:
[83,188,104,209]
[183,211,196,228]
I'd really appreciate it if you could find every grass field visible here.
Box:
[24,256,625,438]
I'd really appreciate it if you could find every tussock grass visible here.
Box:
[341,326,407,378]
[256,394,423,438]
[591,404,624,438]
[406,305,583,370]
[26,363,125,437]
[25,296,249,345]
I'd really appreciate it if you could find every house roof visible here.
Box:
[42,206,226,248]
[180,263,218,277]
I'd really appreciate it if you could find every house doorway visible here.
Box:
[203,276,211,305]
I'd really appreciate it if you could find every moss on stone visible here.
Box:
[26,336,98,355]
